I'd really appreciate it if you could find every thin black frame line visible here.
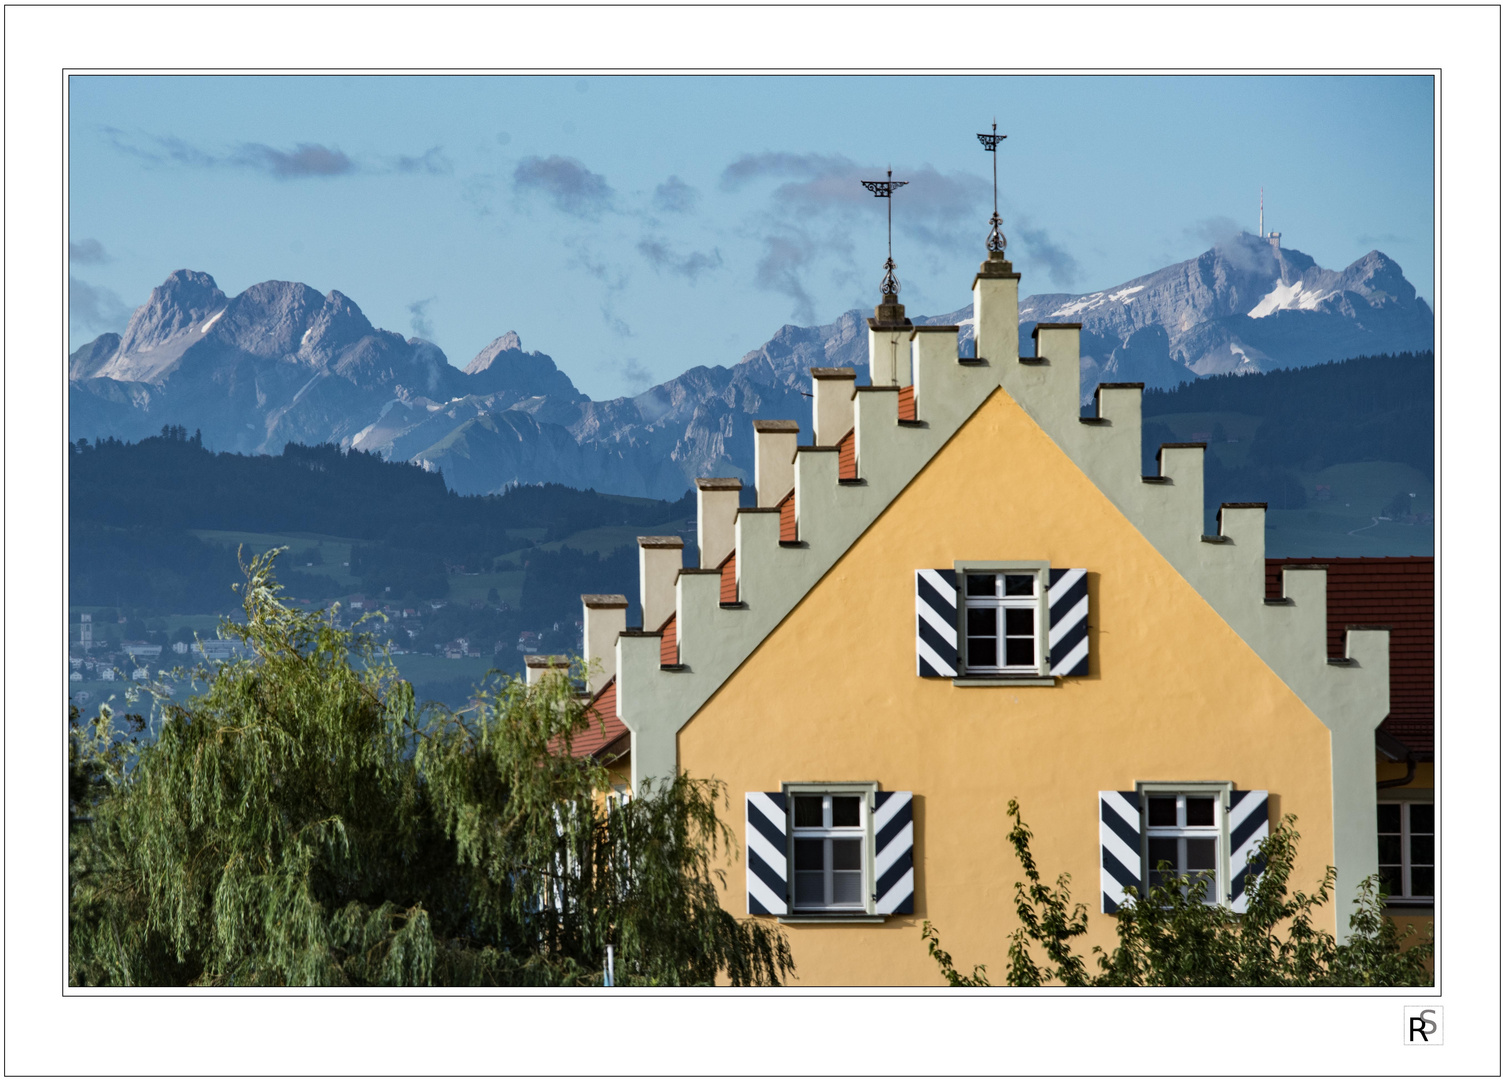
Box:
[56,67,1442,1003]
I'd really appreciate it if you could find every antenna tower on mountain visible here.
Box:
[860,168,909,299]
[977,120,1008,253]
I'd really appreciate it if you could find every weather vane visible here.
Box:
[977,120,1007,253]
[861,168,909,298]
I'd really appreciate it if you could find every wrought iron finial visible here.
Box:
[977,121,1008,254]
[861,168,908,297]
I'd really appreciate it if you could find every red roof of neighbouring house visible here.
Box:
[566,677,629,760]
[1266,557,1434,758]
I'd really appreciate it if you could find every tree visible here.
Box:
[922,800,1432,987]
[69,551,793,987]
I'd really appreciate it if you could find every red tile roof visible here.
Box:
[837,427,856,481]
[1266,557,1434,758]
[778,488,797,543]
[719,550,737,604]
[659,612,678,666]
[562,677,628,760]
[898,385,916,422]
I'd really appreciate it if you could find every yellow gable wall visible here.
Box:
[678,387,1337,986]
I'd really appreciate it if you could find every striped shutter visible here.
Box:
[1227,790,1270,912]
[1099,790,1143,914]
[1048,569,1089,677]
[915,569,958,677]
[873,791,915,914]
[745,792,788,915]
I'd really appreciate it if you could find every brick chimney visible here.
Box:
[637,535,684,632]
[753,420,798,507]
[580,593,627,694]
[811,367,857,446]
[695,478,741,569]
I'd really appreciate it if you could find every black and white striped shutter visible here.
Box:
[873,791,915,914]
[1099,790,1143,914]
[915,569,958,677]
[745,792,788,915]
[1227,790,1270,913]
[1048,569,1089,677]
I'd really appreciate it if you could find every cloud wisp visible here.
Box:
[637,238,723,283]
[101,126,450,181]
[513,155,614,217]
[652,175,699,214]
[1014,222,1083,290]
[722,150,990,319]
[407,297,437,340]
[69,276,133,342]
[69,238,109,265]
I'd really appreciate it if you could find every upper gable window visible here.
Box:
[962,571,1042,675]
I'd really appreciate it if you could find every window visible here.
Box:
[961,570,1043,675]
[792,792,867,911]
[1378,801,1434,902]
[1145,792,1221,903]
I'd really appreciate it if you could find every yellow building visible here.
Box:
[577,246,1425,986]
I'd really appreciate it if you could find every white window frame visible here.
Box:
[783,782,878,916]
[1137,782,1233,906]
[954,561,1047,678]
[1377,797,1434,904]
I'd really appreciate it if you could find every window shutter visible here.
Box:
[1048,568,1089,676]
[1099,790,1142,913]
[745,792,788,915]
[915,569,958,677]
[873,791,915,914]
[1227,789,1270,912]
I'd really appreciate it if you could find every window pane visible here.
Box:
[794,838,824,870]
[966,574,996,597]
[832,838,862,871]
[968,638,997,667]
[832,871,863,905]
[1410,835,1434,865]
[795,872,824,906]
[1185,838,1216,871]
[1410,866,1434,897]
[831,796,861,828]
[967,608,997,635]
[1004,638,1034,666]
[1185,797,1215,827]
[1148,797,1177,828]
[1003,574,1034,596]
[794,796,824,828]
[1376,804,1401,832]
[1409,803,1433,833]
[1377,836,1403,864]
[1378,866,1402,897]
[1148,837,1178,873]
[1191,870,1217,903]
[1004,608,1033,635]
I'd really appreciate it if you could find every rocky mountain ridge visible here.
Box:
[69,233,1432,500]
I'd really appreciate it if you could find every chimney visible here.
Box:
[753,420,799,507]
[524,654,570,688]
[581,593,628,694]
[637,535,684,632]
[867,292,913,387]
[810,368,857,446]
[695,478,741,569]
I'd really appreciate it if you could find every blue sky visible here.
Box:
[68,74,1434,399]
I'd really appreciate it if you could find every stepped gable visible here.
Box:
[1267,556,1434,758]
[580,242,1393,920]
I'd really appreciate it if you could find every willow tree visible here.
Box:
[68,552,793,987]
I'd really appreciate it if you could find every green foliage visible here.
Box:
[922,800,1432,988]
[69,552,792,987]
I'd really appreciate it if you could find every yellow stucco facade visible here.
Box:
[678,386,1339,986]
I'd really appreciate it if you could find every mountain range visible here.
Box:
[69,232,1432,500]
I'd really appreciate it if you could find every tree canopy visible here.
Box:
[68,552,792,987]
[922,800,1432,987]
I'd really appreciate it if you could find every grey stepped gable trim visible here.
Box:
[614,310,994,788]
[972,269,1389,927]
